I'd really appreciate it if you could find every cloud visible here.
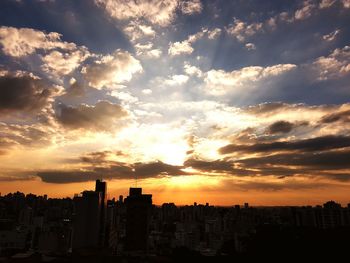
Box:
[0,75,61,117]
[81,49,142,89]
[0,26,76,57]
[294,0,316,20]
[168,40,194,56]
[168,29,207,56]
[219,135,350,155]
[322,29,340,42]
[184,62,202,77]
[94,0,178,26]
[207,28,221,39]
[0,122,54,149]
[244,102,335,117]
[184,158,234,172]
[64,78,86,98]
[37,160,186,183]
[319,0,336,9]
[180,0,202,14]
[267,121,295,134]
[123,22,156,42]
[320,109,350,123]
[267,120,308,134]
[164,74,189,86]
[55,101,128,131]
[259,0,345,31]
[37,171,106,184]
[41,48,90,76]
[204,64,297,96]
[226,18,263,42]
[133,161,186,177]
[142,89,153,95]
[0,26,91,78]
[135,42,153,52]
[245,43,256,51]
[312,46,350,80]
[0,173,37,182]
[237,149,350,171]
[109,90,139,104]
[0,135,17,155]
[184,149,350,181]
[95,0,202,26]
[342,0,350,8]
[264,0,318,25]
[80,150,127,164]
[245,102,293,115]
[145,49,162,58]
[135,42,162,58]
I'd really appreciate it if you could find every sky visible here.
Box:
[0,0,350,206]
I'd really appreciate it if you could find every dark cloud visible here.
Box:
[245,102,291,115]
[134,161,186,177]
[267,120,294,134]
[238,149,350,170]
[267,120,308,134]
[320,109,350,124]
[36,160,186,183]
[224,148,350,181]
[55,101,127,130]
[93,163,134,178]
[0,76,53,117]
[37,171,99,184]
[184,158,234,172]
[184,150,350,181]
[219,135,350,154]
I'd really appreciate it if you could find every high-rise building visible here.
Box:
[72,191,102,251]
[125,188,152,252]
[95,179,107,246]
[95,180,106,199]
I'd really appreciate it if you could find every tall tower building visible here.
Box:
[125,188,152,253]
[95,179,106,200]
[72,191,102,251]
[95,179,107,247]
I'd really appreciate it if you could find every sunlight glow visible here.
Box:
[168,175,220,188]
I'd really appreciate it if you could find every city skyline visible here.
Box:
[0,0,350,206]
[1,181,349,260]
[1,180,348,208]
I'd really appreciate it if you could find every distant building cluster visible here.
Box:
[0,181,350,261]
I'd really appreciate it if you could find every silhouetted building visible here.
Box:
[38,222,72,255]
[72,191,102,251]
[1,187,350,259]
[95,179,107,246]
[125,188,152,253]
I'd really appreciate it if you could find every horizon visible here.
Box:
[0,0,350,206]
[1,181,349,207]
